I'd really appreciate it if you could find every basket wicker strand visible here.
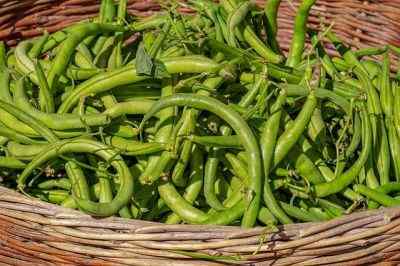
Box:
[1,0,400,265]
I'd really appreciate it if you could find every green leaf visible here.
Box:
[153,59,170,79]
[136,42,153,76]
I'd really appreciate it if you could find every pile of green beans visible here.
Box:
[1,0,400,228]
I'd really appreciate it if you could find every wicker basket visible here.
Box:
[1,1,400,265]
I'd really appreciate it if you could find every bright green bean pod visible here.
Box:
[287,146,324,185]
[376,182,400,195]
[130,15,167,31]
[34,60,55,113]
[105,136,167,156]
[7,142,45,160]
[316,198,344,217]
[58,56,220,114]
[273,91,317,167]
[226,1,255,47]
[28,31,49,58]
[139,82,174,185]
[18,139,133,217]
[0,156,26,169]
[279,201,319,222]
[286,0,316,67]
[166,145,204,224]
[38,178,71,190]
[203,148,226,211]
[264,0,281,53]
[313,105,371,197]
[188,135,242,149]
[387,120,400,181]
[354,184,400,207]
[394,83,400,139]
[258,206,278,225]
[32,189,69,204]
[260,90,292,224]
[0,99,58,142]
[47,23,126,91]
[376,120,390,185]
[141,94,262,227]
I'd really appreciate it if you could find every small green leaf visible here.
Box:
[136,42,153,76]
[153,59,170,79]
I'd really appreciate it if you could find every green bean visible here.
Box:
[149,22,171,58]
[279,201,319,222]
[0,157,26,169]
[354,184,400,207]
[226,1,254,47]
[171,139,192,187]
[28,31,49,58]
[32,189,69,204]
[346,113,362,157]
[215,11,231,45]
[380,51,393,118]
[310,31,339,78]
[42,31,67,52]
[203,200,246,225]
[261,90,293,224]
[287,146,324,185]
[258,206,278,225]
[316,198,344,217]
[203,148,225,211]
[130,15,167,31]
[105,136,167,156]
[166,145,204,224]
[308,207,331,221]
[273,91,317,167]
[286,0,316,67]
[38,178,71,190]
[224,152,250,186]
[0,121,43,145]
[139,82,174,185]
[188,135,242,149]
[241,66,302,86]
[74,43,96,69]
[15,41,41,85]
[387,120,400,181]
[61,196,77,209]
[354,47,387,58]
[282,84,351,113]
[34,60,55,113]
[264,0,281,53]
[394,83,400,139]
[18,139,133,217]
[376,120,390,185]
[0,99,58,143]
[141,94,262,227]
[313,105,371,197]
[66,67,104,80]
[375,182,400,195]
[7,142,45,160]
[47,23,126,91]
[58,56,220,114]
[13,77,110,130]
[65,161,91,201]
[93,37,116,68]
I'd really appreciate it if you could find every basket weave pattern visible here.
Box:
[1,186,400,265]
[1,0,400,265]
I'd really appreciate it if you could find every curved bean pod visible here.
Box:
[140,94,262,227]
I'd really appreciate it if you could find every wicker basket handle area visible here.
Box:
[1,185,400,265]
